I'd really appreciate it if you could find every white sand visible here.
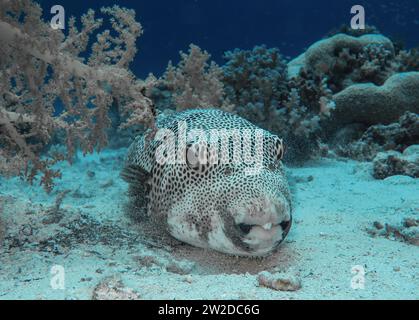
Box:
[0,149,417,299]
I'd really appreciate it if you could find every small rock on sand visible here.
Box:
[257,271,302,291]
[92,276,140,300]
[166,259,196,275]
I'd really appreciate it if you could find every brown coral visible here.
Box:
[0,1,155,191]
[161,44,232,112]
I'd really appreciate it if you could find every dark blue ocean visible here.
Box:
[38,0,418,77]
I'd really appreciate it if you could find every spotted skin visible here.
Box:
[123,109,292,257]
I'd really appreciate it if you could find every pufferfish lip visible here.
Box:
[238,217,292,237]
[238,221,279,233]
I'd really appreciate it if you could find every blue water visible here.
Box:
[38,0,419,77]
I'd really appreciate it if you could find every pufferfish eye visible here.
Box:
[186,143,211,172]
[267,138,285,171]
[275,138,285,161]
[186,144,200,170]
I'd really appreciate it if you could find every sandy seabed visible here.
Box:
[0,148,417,300]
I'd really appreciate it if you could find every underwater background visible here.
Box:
[0,0,418,299]
[38,0,419,78]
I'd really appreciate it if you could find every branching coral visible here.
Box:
[0,0,155,191]
[223,46,288,108]
[395,47,419,72]
[222,45,288,125]
[338,43,395,88]
[160,44,231,111]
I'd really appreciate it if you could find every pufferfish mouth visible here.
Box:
[238,219,291,235]
[236,217,292,253]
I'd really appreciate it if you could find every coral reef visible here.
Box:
[396,47,419,72]
[157,44,334,161]
[330,72,419,128]
[155,44,333,160]
[160,44,231,111]
[0,0,155,191]
[287,34,418,150]
[287,34,396,90]
[275,88,329,160]
[372,145,419,179]
[335,112,419,160]
[222,45,288,124]
[1,1,417,186]
[283,33,419,162]
[209,35,414,162]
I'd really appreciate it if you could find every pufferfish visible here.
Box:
[122,109,292,257]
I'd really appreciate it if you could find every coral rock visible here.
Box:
[335,111,419,160]
[288,33,394,79]
[372,145,419,179]
[331,72,419,127]
[165,259,196,275]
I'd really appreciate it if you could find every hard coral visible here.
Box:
[335,112,419,161]
[288,34,396,92]
[222,45,288,117]
[330,72,419,128]
[0,0,155,191]
[287,33,418,161]
[372,145,419,179]
[396,47,419,72]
